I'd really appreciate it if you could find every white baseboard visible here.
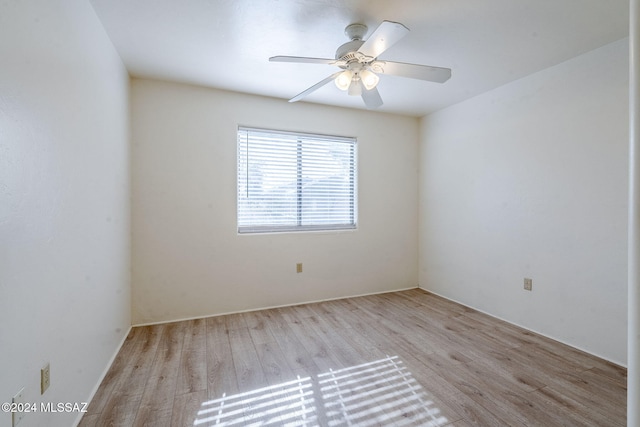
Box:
[72,325,133,427]
[133,286,420,327]
[419,285,626,368]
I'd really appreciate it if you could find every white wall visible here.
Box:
[131,79,418,325]
[0,1,130,426]
[419,39,629,364]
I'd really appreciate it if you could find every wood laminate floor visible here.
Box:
[78,289,626,426]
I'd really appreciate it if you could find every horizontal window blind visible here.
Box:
[238,127,357,233]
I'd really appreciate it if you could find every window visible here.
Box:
[237,127,357,234]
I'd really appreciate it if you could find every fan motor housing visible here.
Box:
[335,40,365,61]
[335,23,369,61]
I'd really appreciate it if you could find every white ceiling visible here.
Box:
[89,0,629,117]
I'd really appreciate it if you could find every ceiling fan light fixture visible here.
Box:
[359,69,379,90]
[348,79,362,96]
[334,70,353,90]
[271,20,452,109]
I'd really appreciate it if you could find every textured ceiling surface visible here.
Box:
[90,0,629,116]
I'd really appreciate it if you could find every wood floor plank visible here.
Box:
[278,313,341,375]
[205,316,239,400]
[443,393,513,427]
[82,327,142,416]
[132,322,186,427]
[419,351,524,426]
[302,317,413,425]
[242,310,276,346]
[259,308,323,375]
[91,325,165,426]
[175,318,207,395]
[224,312,248,332]
[548,370,626,424]
[76,413,99,427]
[256,340,295,383]
[534,385,625,427]
[585,364,628,391]
[170,390,208,427]
[355,296,443,357]
[253,339,320,425]
[229,327,267,392]
[589,362,628,387]
[79,289,626,426]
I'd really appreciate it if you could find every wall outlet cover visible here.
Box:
[41,363,50,394]
[12,388,25,427]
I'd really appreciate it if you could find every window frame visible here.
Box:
[237,126,358,234]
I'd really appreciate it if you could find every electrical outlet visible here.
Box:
[524,278,533,291]
[12,388,25,427]
[41,363,50,394]
[296,263,303,273]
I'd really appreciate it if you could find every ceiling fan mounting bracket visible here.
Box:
[344,23,368,41]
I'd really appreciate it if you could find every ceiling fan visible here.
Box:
[269,20,452,109]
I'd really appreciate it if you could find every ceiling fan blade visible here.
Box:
[374,60,451,83]
[361,85,383,109]
[358,20,409,58]
[289,72,342,103]
[270,55,338,65]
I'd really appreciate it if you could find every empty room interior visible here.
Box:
[0,0,635,426]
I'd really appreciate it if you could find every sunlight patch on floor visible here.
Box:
[193,355,447,426]
[195,376,316,426]
[319,356,447,427]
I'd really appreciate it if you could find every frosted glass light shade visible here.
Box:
[348,79,362,96]
[360,69,379,90]
[334,70,353,90]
